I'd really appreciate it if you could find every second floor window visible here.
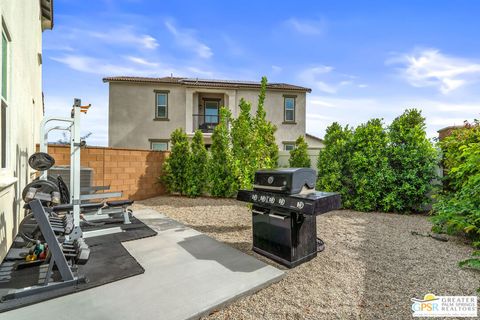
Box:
[155,92,168,119]
[284,96,295,122]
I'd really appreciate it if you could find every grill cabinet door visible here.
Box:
[252,206,270,252]
[268,211,292,261]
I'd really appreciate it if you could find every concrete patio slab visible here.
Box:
[2,209,284,320]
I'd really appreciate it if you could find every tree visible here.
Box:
[161,128,190,194]
[316,122,354,203]
[289,135,311,168]
[185,130,208,197]
[231,98,257,189]
[208,107,238,197]
[253,76,278,169]
[348,118,393,211]
[384,109,438,212]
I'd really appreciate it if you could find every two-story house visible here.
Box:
[0,0,53,260]
[103,76,312,151]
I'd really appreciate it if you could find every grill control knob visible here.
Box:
[252,194,258,201]
[278,198,285,206]
[269,197,275,204]
[267,176,274,184]
[296,201,305,209]
[260,195,267,202]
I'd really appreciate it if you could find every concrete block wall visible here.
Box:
[42,145,169,200]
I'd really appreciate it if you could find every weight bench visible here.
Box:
[105,200,134,225]
[52,200,134,226]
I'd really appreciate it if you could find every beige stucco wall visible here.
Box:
[305,135,325,149]
[0,1,45,260]
[235,89,306,148]
[108,82,307,150]
[109,82,187,149]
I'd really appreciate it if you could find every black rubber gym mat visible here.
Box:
[0,217,157,313]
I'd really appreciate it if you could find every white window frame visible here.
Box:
[284,96,296,123]
[0,21,11,174]
[155,92,168,119]
[283,143,295,151]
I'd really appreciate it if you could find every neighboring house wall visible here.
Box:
[107,81,307,150]
[278,149,319,170]
[235,89,306,148]
[0,1,51,260]
[305,134,325,150]
[109,82,187,149]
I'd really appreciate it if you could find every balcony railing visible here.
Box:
[193,114,219,133]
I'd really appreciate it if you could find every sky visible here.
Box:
[43,0,480,146]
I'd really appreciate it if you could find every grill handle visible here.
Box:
[269,213,287,220]
[253,185,287,191]
[252,209,266,215]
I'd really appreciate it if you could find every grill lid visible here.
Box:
[253,168,316,195]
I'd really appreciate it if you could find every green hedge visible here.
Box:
[317,109,438,213]
[431,120,480,272]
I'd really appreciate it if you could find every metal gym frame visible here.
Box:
[39,98,124,239]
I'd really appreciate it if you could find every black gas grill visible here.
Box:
[237,168,341,268]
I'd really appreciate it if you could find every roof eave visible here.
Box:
[102,77,312,93]
[40,0,54,31]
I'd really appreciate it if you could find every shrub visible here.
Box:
[432,129,480,237]
[348,118,393,211]
[432,136,480,275]
[231,98,257,189]
[384,109,438,213]
[208,107,238,197]
[185,130,208,197]
[253,76,278,169]
[289,135,311,168]
[438,120,480,191]
[316,122,354,205]
[317,111,437,213]
[161,128,190,195]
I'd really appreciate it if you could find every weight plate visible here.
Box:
[28,152,55,171]
[22,179,60,202]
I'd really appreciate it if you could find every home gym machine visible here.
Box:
[1,98,135,302]
[38,98,133,238]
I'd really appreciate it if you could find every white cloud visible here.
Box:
[389,48,480,94]
[51,55,169,76]
[298,66,354,94]
[125,56,159,67]
[285,18,325,35]
[164,19,213,59]
[89,27,158,49]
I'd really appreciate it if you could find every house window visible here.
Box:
[151,141,168,151]
[1,101,6,168]
[284,96,296,122]
[1,26,9,169]
[155,92,168,119]
[283,143,295,151]
[1,31,7,99]
[204,100,219,124]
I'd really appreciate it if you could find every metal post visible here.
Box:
[39,117,73,180]
[69,99,82,239]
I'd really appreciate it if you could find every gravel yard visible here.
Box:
[135,196,480,320]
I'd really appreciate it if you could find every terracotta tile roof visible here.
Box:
[102,76,312,93]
